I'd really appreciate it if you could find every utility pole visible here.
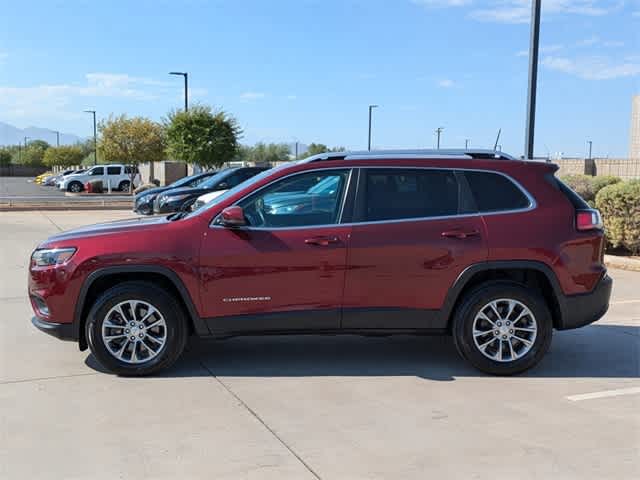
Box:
[368,105,378,151]
[587,140,593,160]
[435,127,444,149]
[84,110,97,165]
[24,136,29,148]
[524,0,541,160]
[169,72,189,111]
[295,141,299,160]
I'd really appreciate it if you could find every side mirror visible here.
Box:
[220,206,246,227]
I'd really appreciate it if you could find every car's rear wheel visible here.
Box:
[85,282,188,376]
[452,281,552,375]
[119,180,131,192]
[67,181,83,193]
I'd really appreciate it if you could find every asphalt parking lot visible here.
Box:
[1,210,638,480]
[0,176,67,198]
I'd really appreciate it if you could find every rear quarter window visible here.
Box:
[463,171,531,212]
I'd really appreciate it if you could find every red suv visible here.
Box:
[29,150,612,376]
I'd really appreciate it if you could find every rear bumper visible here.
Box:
[32,316,76,342]
[557,273,613,330]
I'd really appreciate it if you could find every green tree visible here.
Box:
[99,115,166,189]
[17,143,49,167]
[244,142,291,164]
[165,105,242,169]
[0,148,12,166]
[298,143,345,159]
[43,146,85,168]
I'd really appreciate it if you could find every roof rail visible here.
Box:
[304,148,516,162]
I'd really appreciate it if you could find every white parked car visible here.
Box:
[192,189,229,210]
[59,165,141,193]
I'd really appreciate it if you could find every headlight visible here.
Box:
[31,248,76,267]
[161,193,190,204]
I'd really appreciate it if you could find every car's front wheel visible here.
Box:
[67,181,83,193]
[452,281,553,375]
[85,282,188,376]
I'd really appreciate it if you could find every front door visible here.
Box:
[342,167,488,329]
[199,168,354,334]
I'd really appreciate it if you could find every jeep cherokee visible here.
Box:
[29,149,612,376]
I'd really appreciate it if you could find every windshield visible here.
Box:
[188,164,287,217]
[198,169,234,189]
[169,172,210,188]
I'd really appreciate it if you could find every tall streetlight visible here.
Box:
[587,140,593,160]
[524,0,541,160]
[169,72,189,111]
[52,130,60,147]
[435,127,444,149]
[84,110,97,165]
[24,136,30,148]
[465,139,470,149]
[367,104,378,151]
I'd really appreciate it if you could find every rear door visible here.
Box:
[342,167,488,329]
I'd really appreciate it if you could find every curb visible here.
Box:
[604,254,640,272]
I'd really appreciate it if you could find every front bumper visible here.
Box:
[32,316,76,341]
[556,273,613,330]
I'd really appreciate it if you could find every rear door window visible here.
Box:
[463,171,531,212]
[361,169,462,222]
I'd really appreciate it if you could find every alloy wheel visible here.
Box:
[101,300,167,364]
[472,298,538,363]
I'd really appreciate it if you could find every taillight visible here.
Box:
[576,209,603,231]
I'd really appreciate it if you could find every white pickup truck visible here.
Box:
[59,164,141,193]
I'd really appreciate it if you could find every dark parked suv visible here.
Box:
[29,149,612,376]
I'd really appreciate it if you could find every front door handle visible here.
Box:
[305,236,340,246]
[441,229,480,239]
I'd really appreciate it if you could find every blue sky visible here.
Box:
[1,0,639,157]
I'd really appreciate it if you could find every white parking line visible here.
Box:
[566,387,640,402]
[610,299,640,305]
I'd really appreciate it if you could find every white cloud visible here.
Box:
[437,79,455,87]
[469,1,616,24]
[0,52,7,65]
[240,91,265,101]
[0,73,173,121]
[603,40,624,47]
[542,55,640,79]
[286,95,297,100]
[576,35,600,46]
[633,11,640,17]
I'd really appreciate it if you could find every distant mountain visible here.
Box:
[0,121,84,146]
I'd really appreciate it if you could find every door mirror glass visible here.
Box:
[221,206,246,227]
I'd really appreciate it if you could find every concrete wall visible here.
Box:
[630,95,640,159]
[138,161,187,186]
[554,158,640,179]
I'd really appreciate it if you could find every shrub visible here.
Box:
[560,174,594,202]
[595,180,640,255]
[0,148,11,166]
[591,176,621,197]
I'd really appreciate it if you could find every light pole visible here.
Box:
[435,127,444,149]
[368,104,378,151]
[84,110,97,165]
[24,136,29,148]
[465,139,470,149]
[169,72,189,111]
[587,140,593,160]
[53,130,60,147]
[524,0,541,160]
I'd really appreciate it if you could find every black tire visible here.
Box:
[452,281,553,375]
[68,181,83,193]
[119,180,131,192]
[85,281,188,376]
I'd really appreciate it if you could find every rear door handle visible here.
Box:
[441,229,480,239]
[305,236,340,246]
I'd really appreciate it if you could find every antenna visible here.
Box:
[493,128,502,151]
